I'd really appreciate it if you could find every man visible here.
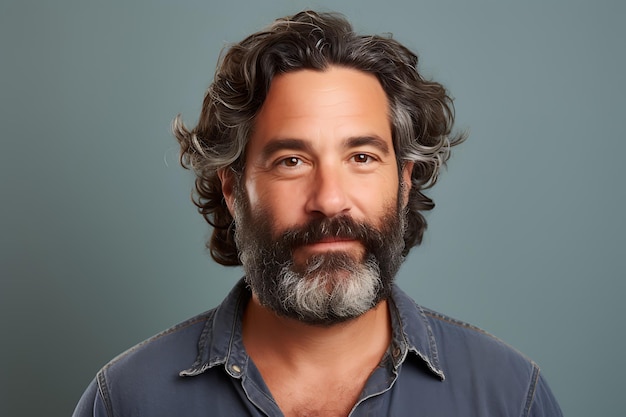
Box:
[74,10,562,417]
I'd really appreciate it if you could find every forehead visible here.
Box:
[248,66,392,153]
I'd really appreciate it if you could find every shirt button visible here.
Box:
[393,347,401,358]
[231,364,241,374]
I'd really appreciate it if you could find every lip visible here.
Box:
[317,237,354,243]
[301,238,360,252]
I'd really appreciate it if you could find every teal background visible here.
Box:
[1,1,623,416]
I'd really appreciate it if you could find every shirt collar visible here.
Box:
[179,279,250,378]
[180,279,445,381]
[388,284,445,380]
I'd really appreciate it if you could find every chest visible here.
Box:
[202,358,525,417]
[270,376,366,417]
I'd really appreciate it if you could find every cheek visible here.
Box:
[244,177,306,227]
[242,172,276,212]
[353,172,399,214]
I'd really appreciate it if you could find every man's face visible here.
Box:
[221,66,412,324]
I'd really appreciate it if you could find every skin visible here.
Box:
[222,66,411,264]
[219,66,413,415]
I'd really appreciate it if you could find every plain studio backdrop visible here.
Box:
[1,1,623,416]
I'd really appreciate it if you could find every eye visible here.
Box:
[352,153,374,164]
[277,156,302,167]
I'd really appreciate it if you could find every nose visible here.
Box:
[304,164,351,218]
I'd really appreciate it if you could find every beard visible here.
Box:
[233,187,407,326]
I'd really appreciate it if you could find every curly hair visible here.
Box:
[173,10,465,266]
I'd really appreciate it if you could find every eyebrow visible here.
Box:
[345,135,390,155]
[260,136,390,160]
[260,138,314,160]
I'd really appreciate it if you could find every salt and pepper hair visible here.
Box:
[173,10,465,266]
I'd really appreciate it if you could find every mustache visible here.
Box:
[276,216,385,250]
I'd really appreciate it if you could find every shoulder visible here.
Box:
[100,309,213,379]
[418,308,562,416]
[422,306,536,369]
[72,310,216,417]
[391,286,535,378]
[73,281,253,417]
[391,287,562,415]
[80,310,216,417]
[416,304,540,390]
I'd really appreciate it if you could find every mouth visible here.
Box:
[298,237,361,253]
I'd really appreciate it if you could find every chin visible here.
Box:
[294,248,365,271]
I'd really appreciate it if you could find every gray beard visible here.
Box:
[273,253,381,322]
[241,249,385,325]
[233,190,406,326]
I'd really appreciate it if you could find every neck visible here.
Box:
[242,293,392,368]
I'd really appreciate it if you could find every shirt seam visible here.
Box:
[423,309,537,366]
[521,364,540,417]
[184,309,218,372]
[96,369,114,417]
[224,290,247,378]
[392,293,445,380]
[102,314,210,371]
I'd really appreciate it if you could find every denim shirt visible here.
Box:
[73,279,562,416]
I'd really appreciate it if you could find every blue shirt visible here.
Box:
[73,279,562,416]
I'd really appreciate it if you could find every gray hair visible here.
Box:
[173,10,465,265]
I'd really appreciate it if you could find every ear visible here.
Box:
[400,162,414,208]
[217,168,236,217]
